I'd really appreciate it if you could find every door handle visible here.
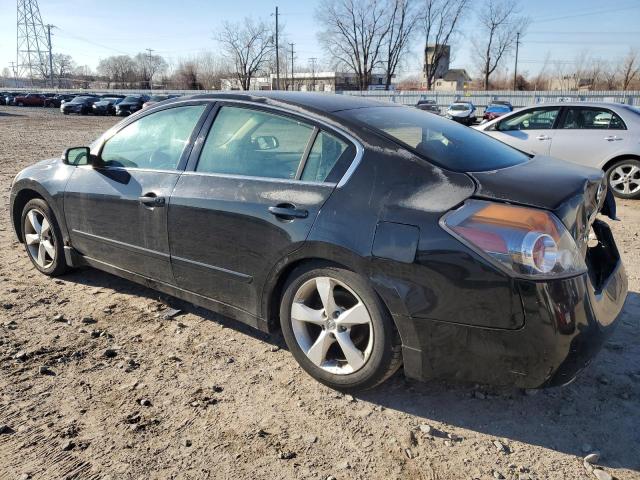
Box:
[604,135,622,141]
[268,204,308,220]
[536,135,551,141]
[139,194,165,207]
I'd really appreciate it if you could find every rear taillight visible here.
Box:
[441,200,587,279]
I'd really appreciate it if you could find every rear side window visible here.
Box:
[197,106,314,179]
[560,107,626,130]
[497,107,559,131]
[301,131,349,182]
[343,106,529,172]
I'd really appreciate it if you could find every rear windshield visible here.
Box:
[344,106,529,172]
[486,105,511,112]
[450,104,471,111]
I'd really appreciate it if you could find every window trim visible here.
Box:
[186,100,363,187]
[557,106,627,131]
[93,100,213,173]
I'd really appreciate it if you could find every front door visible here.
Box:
[168,104,355,315]
[490,106,561,156]
[64,103,208,284]
[549,106,630,169]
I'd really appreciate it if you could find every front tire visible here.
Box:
[606,159,640,199]
[21,198,68,276]
[280,264,402,392]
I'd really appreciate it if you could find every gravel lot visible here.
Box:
[0,106,638,480]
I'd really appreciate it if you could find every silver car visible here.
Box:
[474,102,640,199]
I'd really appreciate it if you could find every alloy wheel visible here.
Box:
[609,164,640,196]
[291,276,374,375]
[23,208,56,269]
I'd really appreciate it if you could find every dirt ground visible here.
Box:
[0,106,638,480]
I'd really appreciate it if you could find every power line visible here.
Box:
[531,4,640,24]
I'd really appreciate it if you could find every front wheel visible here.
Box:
[606,159,640,199]
[280,264,402,392]
[21,198,68,276]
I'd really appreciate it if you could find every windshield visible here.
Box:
[343,106,529,172]
[71,96,92,103]
[621,105,640,116]
[123,96,140,102]
[486,105,511,113]
[450,104,471,111]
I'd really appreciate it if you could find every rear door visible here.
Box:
[488,106,561,156]
[549,106,629,169]
[168,103,357,316]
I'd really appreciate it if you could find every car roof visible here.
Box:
[518,101,627,109]
[168,91,396,114]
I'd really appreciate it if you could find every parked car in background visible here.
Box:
[483,103,513,121]
[416,99,441,114]
[44,94,75,108]
[475,102,640,199]
[60,95,99,115]
[115,95,150,116]
[9,92,626,392]
[446,101,476,125]
[4,92,21,106]
[15,93,47,107]
[92,97,123,115]
[143,94,173,109]
[0,92,9,105]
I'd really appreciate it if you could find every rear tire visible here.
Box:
[280,263,402,392]
[20,198,68,276]
[606,159,640,200]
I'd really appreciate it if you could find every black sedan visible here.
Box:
[92,97,123,115]
[115,95,150,116]
[44,94,75,108]
[60,95,99,115]
[9,92,627,392]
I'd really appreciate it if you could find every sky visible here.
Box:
[1,0,639,80]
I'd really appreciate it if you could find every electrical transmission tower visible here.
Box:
[16,0,51,83]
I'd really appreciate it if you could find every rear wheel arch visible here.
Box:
[601,154,640,174]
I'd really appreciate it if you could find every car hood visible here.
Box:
[448,109,471,117]
[469,155,610,247]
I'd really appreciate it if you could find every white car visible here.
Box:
[474,102,640,199]
[446,102,476,125]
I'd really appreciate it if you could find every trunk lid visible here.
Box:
[468,155,608,251]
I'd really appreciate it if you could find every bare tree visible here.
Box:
[52,54,75,86]
[422,0,468,90]
[382,0,419,90]
[620,48,639,91]
[216,18,274,91]
[196,52,231,90]
[134,52,168,89]
[473,0,529,90]
[97,55,136,88]
[316,0,392,91]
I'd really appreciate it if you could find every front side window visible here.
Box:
[101,105,205,170]
[561,107,626,130]
[196,106,314,179]
[498,108,560,131]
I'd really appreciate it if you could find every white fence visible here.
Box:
[339,90,640,112]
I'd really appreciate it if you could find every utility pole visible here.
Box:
[289,42,295,91]
[309,57,317,91]
[145,48,154,90]
[513,32,520,90]
[45,24,54,87]
[274,6,280,90]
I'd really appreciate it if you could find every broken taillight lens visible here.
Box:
[441,200,587,279]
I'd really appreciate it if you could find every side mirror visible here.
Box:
[252,135,279,151]
[63,146,91,166]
